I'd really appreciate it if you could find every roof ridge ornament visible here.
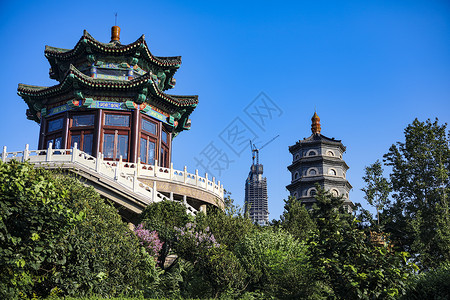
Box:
[111,26,121,43]
[311,111,321,135]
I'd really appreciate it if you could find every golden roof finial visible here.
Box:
[311,111,321,134]
[111,13,120,43]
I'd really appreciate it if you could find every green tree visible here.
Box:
[383,118,450,269]
[308,187,416,299]
[361,160,391,225]
[280,196,316,241]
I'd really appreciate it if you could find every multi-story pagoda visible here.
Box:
[286,113,353,211]
[9,26,224,222]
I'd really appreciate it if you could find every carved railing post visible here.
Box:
[114,163,119,181]
[118,155,123,170]
[137,157,141,176]
[133,170,138,192]
[96,152,102,172]
[183,166,187,183]
[170,163,174,180]
[23,144,29,162]
[46,143,53,162]
[152,181,157,202]
[72,143,78,162]
[2,146,6,163]
[205,173,208,191]
[154,159,158,177]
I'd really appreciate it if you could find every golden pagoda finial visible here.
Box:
[311,111,321,134]
[111,13,121,43]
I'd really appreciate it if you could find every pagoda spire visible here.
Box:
[311,111,321,135]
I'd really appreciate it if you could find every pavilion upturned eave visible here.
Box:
[44,30,181,67]
[18,65,198,107]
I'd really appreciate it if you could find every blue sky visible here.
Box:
[1,0,449,220]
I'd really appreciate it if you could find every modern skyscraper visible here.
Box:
[286,112,353,211]
[245,148,269,226]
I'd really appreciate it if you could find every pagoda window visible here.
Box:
[307,150,317,156]
[139,116,158,165]
[102,112,131,161]
[331,189,339,197]
[104,114,130,127]
[140,137,156,164]
[308,188,317,197]
[70,132,94,155]
[72,114,95,127]
[160,128,170,167]
[45,116,64,150]
[47,118,64,132]
[160,146,169,168]
[69,114,95,155]
[308,168,318,176]
[328,168,337,176]
[327,150,335,156]
[103,131,129,160]
[142,118,157,135]
[45,135,62,150]
[161,130,168,144]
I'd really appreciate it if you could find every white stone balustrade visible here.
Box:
[1,144,223,216]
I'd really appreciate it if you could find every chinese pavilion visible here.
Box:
[18,26,196,165]
[286,113,353,211]
[10,26,224,222]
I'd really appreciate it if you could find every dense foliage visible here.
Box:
[308,188,416,299]
[235,228,312,298]
[0,161,156,299]
[279,195,316,241]
[375,118,450,269]
[402,261,450,300]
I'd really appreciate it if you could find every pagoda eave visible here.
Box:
[18,65,198,107]
[44,31,181,67]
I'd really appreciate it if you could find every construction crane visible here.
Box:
[250,135,280,165]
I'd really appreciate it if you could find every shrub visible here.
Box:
[402,261,450,300]
[0,161,157,298]
[139,200,191,268]
[235,228,312,298]
[134,223,164,259]
[174,222,219,262]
